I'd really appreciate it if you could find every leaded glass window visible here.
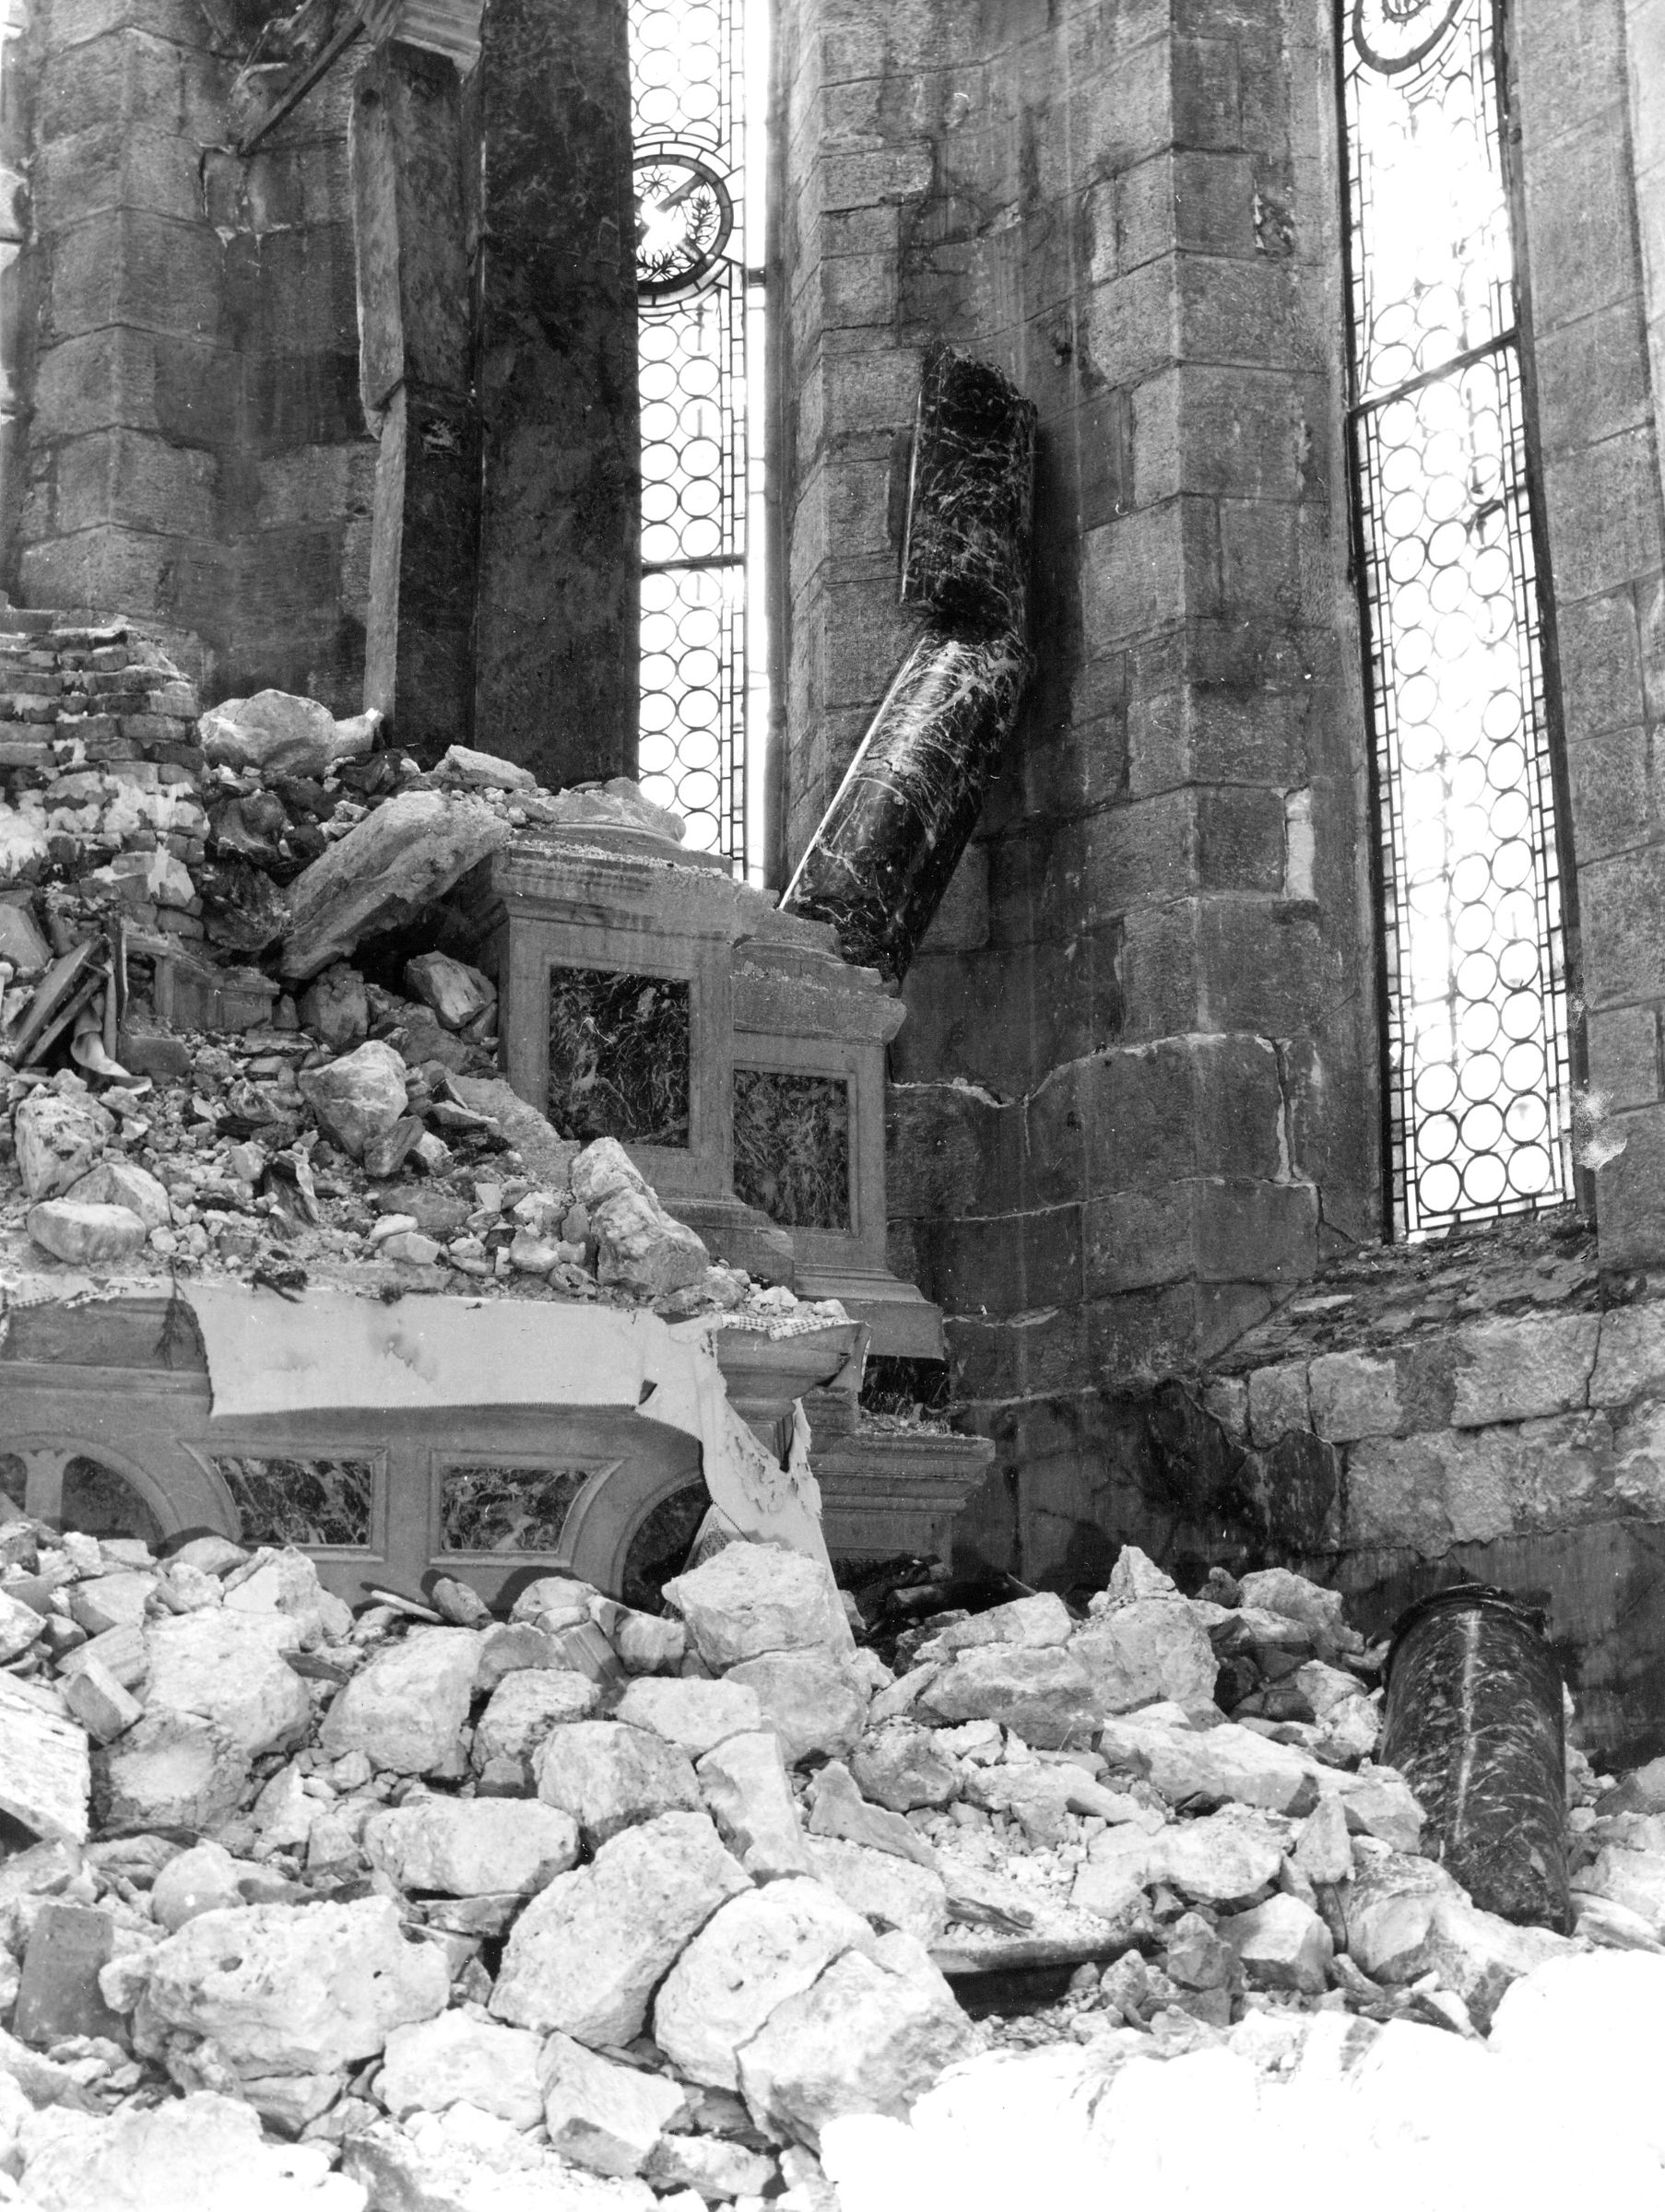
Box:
[629,0,769,873]
[1340,0,1574,1237]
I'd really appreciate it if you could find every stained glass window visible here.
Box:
[1341,0,1574,1236]
[629,0,769,874]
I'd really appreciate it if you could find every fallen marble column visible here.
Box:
[785,343,1035,984]
[780,629,1029,984]
[1380,1583,1572,1933]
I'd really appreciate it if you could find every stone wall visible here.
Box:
[780,0,1378,1570]
[13,0,374,708]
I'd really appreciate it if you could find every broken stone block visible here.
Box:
[145,1608,310,1758]
[20,2090,364,2212]
[476,1620,561,1689]
[1069,1600,1218,1716]
[1222,1892,1333,1994]
[199,689,374,778]
[961,1761,1080,1846]
[0,1585,43,1662]
[1236,1568,1357,1653]
[612,1609,688,1676]
[93,1711,248,1836]
[696,1730,813,1877]
[13,1088,113,1200]
[0,897,48,973]
[0,1672,90,1843]
[150,1841,251,1932]
[346,2109,653,2212]
[319,1626,480,1772]
[171,1535,248,1577]
[1347,1850,1576,2029]
[917,1646,1099,1750]
[534,1720,702,1845]
[808,1762,937,1869]
[804,1838,949,1945]
[1164,1911,1240,1993]
[224,1546,347,1647]
[379,2011,545,2130]
[850,1727,961,1814]
[474,1669,598,1765]
[13,1901,127,2047]
[297,964,370,1053]
[68,1570,157,1635]
[654,1879,877,2092]
[614,1676,764,1758]
[130,1895,449,2076]
[1100,1544,1182,1606]
[1293,1794,1353,1887]
[563,1138,709,1296]
[405,951,495,1032]
[1340,1768,1424,1853]
[663,1541,852,1670]
[737,1948,972,2147]
[28,1198,148,1266]
[930,1593,1073,1653]
[64,1157,171,1230]
[489,1809,750,2043]
[59,1655,142,1744]
[1156,1809,1285,1904]
[643,2134,777,2203]
[282,790,512,981]
[540,2031,690,2177]
[726,1649,867,1767]
[363,1796,579,1897]
[453,1073,579,1184]
[1098,1713,1322,1816]
[435,741,537,792]
[298,1041,409,1160]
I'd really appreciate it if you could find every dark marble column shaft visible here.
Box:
[1380,1583,1571,1932]
[472,0,640,787]
[352,41,478,763]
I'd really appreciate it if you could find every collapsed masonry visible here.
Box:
[0,1529,1654,2209]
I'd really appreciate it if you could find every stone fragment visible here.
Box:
[930,1594,1073,1653]
[150,1841,250,1932]
[0,1673,90,1842]
[1098,1712,1321,1815]
[297,963,369,1054]
[1236,1568,1355,1651]
[643,2134,776,2203]
[298,1041,409,1160]
[14,1901,127,2046]
[145,1608,310,1758]
[94,1711,248,1836]
[1164,1911,1239,1992]
[476,1620,561,1690]
[804,1838,949,1945]
[28,1199,147,1265]
[64,1158,171,1230]
[363,1796,578,1897]
[1573,1845,1665,1932]
[490,1810,750,2043]
[737,1948,972,2147]
[436,742,537,792]
[319,1627,479,1772]
[1340,1769,1424,1853]
[20,2090,363,2212]
[534,1720,702,1844]
[452,1075,577,1183]
[14,1088,113,1200]
[171,1535,248,1577]
[1347,1851,1575,2029]
[346,2110,652,2212]
[405,951,495,1032]
[1069,1601,1218,1715]
[1156,1809,1284,1904]
[252,1762,320,1851]
[696,1730,813,1877]
[199,689,374,777]
[663,1540,851,1669]
[654,1879,876,2091]
[0,1585,43,1661]
[961,1761,1080,1845]
[1222,1892,1333,1994]
[917,1646,1099,1750]
[67,1571,154,1635]
[224,1546,346,1646]
[60,1656,142,1744]
[1101,1544,1181,1606]
[474,1669,598,1765]
[282,789,512,980]
[808,1761,937,1868]
[726,1649,867,1766]
[851,1725,961,1813]
[131,1895,449,2075]
[0,898,48,972]
[614,1675,763,1757]
[612,1609,687,1675]
[1293,1794,1353,1887]
[378,2012,544,2130]
[570,1137,709,1297]
[540,2032,689,2176]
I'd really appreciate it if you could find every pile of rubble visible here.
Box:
[0,621,805,1321]
[0,1519,1658,2207]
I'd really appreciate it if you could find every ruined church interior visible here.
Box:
[0,0,1659,2200]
